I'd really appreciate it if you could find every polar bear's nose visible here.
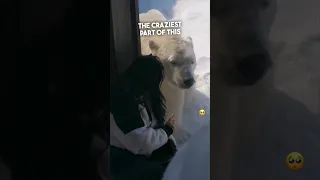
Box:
[183,78,195,88]
[236,53,272,85]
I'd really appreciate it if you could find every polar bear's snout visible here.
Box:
[183,78,195,88]
[181,70,195,88]
[175,66,196,89]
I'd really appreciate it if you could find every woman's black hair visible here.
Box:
[115,55,167,124]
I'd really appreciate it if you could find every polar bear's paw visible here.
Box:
[173,126,192,147]
[175,133,192,147]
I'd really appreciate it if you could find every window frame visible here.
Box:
[110,0,141,75]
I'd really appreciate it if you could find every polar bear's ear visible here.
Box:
[149,40,159,51]
[186,36,194,48]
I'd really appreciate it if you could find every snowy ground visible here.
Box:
[138,0,211,138]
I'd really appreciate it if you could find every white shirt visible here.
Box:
[110,105,175,155]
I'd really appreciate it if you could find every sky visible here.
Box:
[138,0,176,19]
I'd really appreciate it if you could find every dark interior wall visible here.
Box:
[110,8,118,85]
[0,156,10,180]
[1,1,72,179]
[1,0,109,179]
[0,0,139,179]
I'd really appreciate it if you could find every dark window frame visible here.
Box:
[110,0,141,76]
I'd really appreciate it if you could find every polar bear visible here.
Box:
[139,10,196,139]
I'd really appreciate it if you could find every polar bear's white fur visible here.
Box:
[139,10,196,138]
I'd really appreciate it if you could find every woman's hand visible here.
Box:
[165,114,175,129]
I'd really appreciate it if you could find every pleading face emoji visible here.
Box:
[199,109,206,116]
[286,152,304,171]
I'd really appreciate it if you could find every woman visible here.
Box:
[110,55,177,180]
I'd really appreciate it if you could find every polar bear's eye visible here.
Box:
[170,61,177,65]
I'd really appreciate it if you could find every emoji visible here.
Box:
[199,109,206,116]
[286,152,304,171]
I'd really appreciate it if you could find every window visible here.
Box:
[137,0,211,143]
